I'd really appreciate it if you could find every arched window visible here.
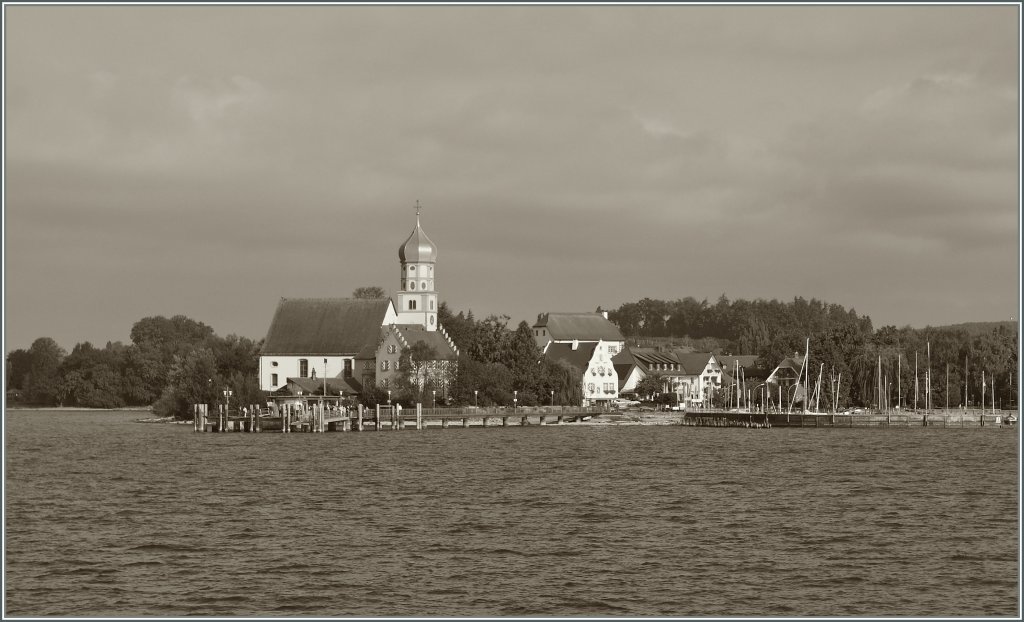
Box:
[299,359,309,377]
[409,300,417,310]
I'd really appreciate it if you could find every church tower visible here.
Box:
[394,202,439,330]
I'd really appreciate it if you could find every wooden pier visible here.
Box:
[682,409,1010,428]
[193,403,606,433]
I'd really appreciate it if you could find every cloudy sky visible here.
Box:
[4,4,1020,352]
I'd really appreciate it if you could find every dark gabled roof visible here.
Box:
[262,298,391,355]
[674,352,718,375]
[612,348,639,389]
[533,312,625,342]
[391,324,458,360]
[278,375,363,396]
[717,355,760,370]
[543,342,598,371]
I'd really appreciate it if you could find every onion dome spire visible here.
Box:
[398,200,437,263]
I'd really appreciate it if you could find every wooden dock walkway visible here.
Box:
[193,403,606,433]
[682,409,1011,428]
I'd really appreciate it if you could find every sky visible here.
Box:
[3,4,1020,353]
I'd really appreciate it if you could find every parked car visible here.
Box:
[612,398,641,409]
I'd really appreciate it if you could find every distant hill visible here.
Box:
[925,321,1018,336]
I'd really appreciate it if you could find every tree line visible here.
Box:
[605,296,1018,410]
[6,315,263,415]
[7,293,1017,416]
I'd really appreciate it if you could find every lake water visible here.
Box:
[4,409,1019,617]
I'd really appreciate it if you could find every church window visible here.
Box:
[409,300,417,310]
[420,281,426,290]
[409,265,415,274]
[271,373,278,386]
[299,359,309,377]
[344,360,353,378]
[430,315,435,325]
[430,299,434,310]
[410,281,416,290]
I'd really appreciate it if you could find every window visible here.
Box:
[430,316,435,325]
[608,345,618,355]
[271,361,279,367]
[299,359,309,377]
[409,265,415,274]
[388,344,397,354]
[409,300,417,310]
[271,373,278,386]
[381,360,390,371]
[344,360,353,378]
[410,281,416,290]
[420,281,427,290]
[430,299,434,310]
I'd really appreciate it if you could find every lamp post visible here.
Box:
[387,390,391,407]
[753,383,766,413]
[432,389,436,409]
[222,388,232,433]
[474,390,478,408]
[514,390,518,413]
[551,390,555,406]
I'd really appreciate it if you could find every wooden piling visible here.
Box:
[521,415,528,426]
[416,404,423,430]
[462,418,469,428]
[442,417,450,429]
[483,417,490,427]
[502,416,509,426]
[539,415,547,426]
[375,405,381,431]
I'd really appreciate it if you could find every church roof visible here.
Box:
[389,324,458,360]
[533,312,625,342]
[543,342,599,371]
[262,298,391,355]
[398,215,437,263]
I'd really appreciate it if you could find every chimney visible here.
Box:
[601,311,609,319]
[572,339,579,351]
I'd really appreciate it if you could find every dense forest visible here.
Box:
[6,294,1018,416]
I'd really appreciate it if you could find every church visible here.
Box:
[257,208,459,400]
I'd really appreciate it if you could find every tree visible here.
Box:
[6,348,32,390]
[23,337,66,405]
[152,348,220,419]
[635,373,665,400]
[393,341,440,403]
[353,286,386,299]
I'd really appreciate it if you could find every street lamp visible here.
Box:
[551,390,555,406]
[387,390,391,407]
[432,389,436,409]
[474,390,478,407]
[514,390,518,412]
[753,383,766,413]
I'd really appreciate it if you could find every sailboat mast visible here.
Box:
[917,352,925,411]
[927,342,931,414]
[898,353,902,410]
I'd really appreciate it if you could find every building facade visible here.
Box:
[258,209,457,398]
